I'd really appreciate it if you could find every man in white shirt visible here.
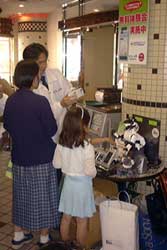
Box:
[23,43,77,142]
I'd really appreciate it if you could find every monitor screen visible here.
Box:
[90,112,103,135]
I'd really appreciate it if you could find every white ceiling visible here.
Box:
[0,0,60,17]
[0,0,119,17]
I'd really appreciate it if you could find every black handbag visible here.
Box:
[146,179,167,235]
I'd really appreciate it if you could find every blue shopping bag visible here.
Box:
[139,211,167,250]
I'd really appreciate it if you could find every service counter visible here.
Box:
[85,102,121,113]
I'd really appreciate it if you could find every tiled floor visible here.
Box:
[0,151,60,250]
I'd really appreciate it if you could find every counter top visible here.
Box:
[86,101,122,113]
[96,163,164,182]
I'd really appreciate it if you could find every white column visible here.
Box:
[47,8,63,71]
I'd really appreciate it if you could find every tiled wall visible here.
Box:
[122,0,167,161]
[18,20,47,61]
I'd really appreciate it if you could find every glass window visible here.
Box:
[63,34,81,82]
[0,37,14,83]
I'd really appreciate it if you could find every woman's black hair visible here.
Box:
[14,59,39,89]
[59,106,90,148]
[23,43,48,60]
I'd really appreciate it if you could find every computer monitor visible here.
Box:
[89,112,104,136]
[85,106,121,138]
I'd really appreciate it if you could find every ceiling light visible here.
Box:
[94,9,100,12]
[19,4,24,7]
[62,3,67,8]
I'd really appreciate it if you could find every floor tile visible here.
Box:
[0,224,13,234]
[0,232,6,240]
[0,243,9,250]
[0,222,6,228]
[0,235,13,247]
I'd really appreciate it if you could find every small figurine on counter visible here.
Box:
[114,117,148,174]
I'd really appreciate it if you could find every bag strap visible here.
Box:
[105,191,131,207]
[117,190,131,203]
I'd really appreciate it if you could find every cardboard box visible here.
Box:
[93,177,118,197]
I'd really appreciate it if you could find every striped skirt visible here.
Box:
[12,163,60,230]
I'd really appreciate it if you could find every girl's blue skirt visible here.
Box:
[59,175,96,218]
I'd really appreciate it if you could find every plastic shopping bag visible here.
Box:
[100,199,139,250]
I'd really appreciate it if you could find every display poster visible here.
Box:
[118,0,149,64]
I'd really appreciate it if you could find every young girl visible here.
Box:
[53,106,96,249]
